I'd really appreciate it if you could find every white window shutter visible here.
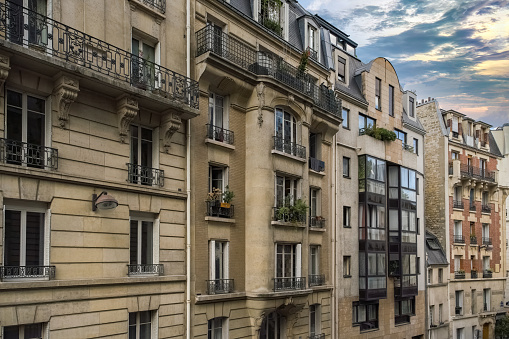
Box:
[224,242,229,280]
[209,240,215,280]
[296,244,302,277]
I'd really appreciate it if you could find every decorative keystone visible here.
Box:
[117,95,139,143]
[53,75,80,128]
[161,111,182,152]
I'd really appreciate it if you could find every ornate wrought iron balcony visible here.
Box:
[471,270,478,278]
[453,200,464,209]
[482,237,492,246]
[127,264,164,276]
[402,143,414,152]
[273,206,306,224]
[481,204,491,213]
[127,163,164,187]
[454,271,465,279]
[0,138,58,169]
[273,277,306,291]
[308,274,325,287]
[309,157,325,172]
[470,236,477,245]
[470,204,476,211]
[206,124,234,145]
[306,46,318,61]
[453,235,465,244]
[273,136,306,159]
[206,200,234,218]
[0,265,55,279]
[0,1,198,109]
[483,270,492,278]
[196,25,341,117]
[309,216,325,228]
[206,279,234,294]
[460,164,495,182]
[136,0,166,13]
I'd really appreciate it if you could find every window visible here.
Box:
[359,113,375,133]
[438,304,443,323]
[395,129,407,146]
[483,288,490,311]
[3,204,50,279]
[132,36,157,89]
[483,256,490,271]
[206,21,224,55]
[455,290,464,315]
[352,302,378,330]
[129,217,158,274]
[209,165,227,194]
[343,256,351,277]
[208,317,227,339]
[375,78,381,110]
[129,311,154,339]
[275,243,302,289]
[472,289,477,314]
[309,188,319,218]
[209,240,230,294]
[275,174,299,207]
[457,327,464,339]
[429,305,434,325]
[438,268,443,283]
[309,245,320,277]
[3,323,46,339]
[452,116,459,135]
[454,220,463,242]
[5,90,50,169]
[454,186,462,202]
[338,56,346,82]
[8,0,48,46]
[389,85,394,116]
[309,304,321,337]
[343,157,350,178]
[469,188,475,208]
[428,268,433,284]
[129,125,156,185]
[342,108,349,128]
[413,138,418,154]
[308,25,316,51]
[482,224,489,244]
[274,108,299,156]
[472,327,477,339]
[343,206,351,228]
[260,312,284,339]
[409,97,415,117]
[452,151,460,160]
[480,158,487,176]
[208,93,229,143]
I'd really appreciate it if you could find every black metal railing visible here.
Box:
[482,237,492,246]
[483,270,492,278]
[0,265,55,279]
[127,163,164,187]
[309,157,325,172]
[196,26,341,117]
[455,306,462,315]
[453,200,464,209]
[460,164,495,182]
[127,264,164,276]
[273,277,306,291]
[309,216,325,228]
[206,279,234,294]
[402,143,414,152]
[470,204,476,211]
[471,270,478,278]
[206,124,234,145]
[306,46,318,61]
[138,0,166,13]
[206,200,234,218]
[0,2,198,109]
[308,334,325,339]
[454,271,465,279]
[453,235,465,244]
[273,136,306,159]
[308,274,325,287]
[360,321,378,331]
[481,204,491,213]
[273,207,306,224]
[0,138,58,169]
[470,236,477,245]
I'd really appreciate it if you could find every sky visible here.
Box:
[299,0,509,127]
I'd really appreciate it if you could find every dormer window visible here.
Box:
[337,56,346,82]
[452,116,459,137]
[308,25,315,50]
[409,97,414,117]
[259,0,283,36]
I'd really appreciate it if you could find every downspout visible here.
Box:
[186,0,192,336]
[331,133,337,339]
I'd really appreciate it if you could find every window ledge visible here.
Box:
[205,216,236,224]
[309,169,326,176]
[309,227,326,232]
[128,0,166,23]
[271,220,306,228]
[343,176,351,179]
[195,291,246,304]
[271,150,307,163]
[205,138,235,151]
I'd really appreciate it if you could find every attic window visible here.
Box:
[427,239,441,250]
[338,56,346,82]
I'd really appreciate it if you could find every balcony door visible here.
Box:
[130,125,154,185]
[275,108,297,155]
[8,0,48,46]
[132,36,157,89]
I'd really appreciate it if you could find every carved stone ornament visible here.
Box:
[161,112,182,152]
[0,54,10,90]
[53,75,80,129]
[117,96,139,143]
[257,82,265,128]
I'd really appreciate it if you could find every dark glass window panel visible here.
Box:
[27,95,45,113]
[140,128,152,168]
[5,210,22,266]
[25,212,44,266]
[130,220,138,265]
[27,110,45,146]
[7,106,23,142]
[24,323,43,339]
[141,221,153,265]
[3,325,19,339]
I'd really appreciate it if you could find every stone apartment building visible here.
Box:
[417,99,508,339]
[0,0,199,337]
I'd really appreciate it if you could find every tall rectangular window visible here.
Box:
[413,138,418,154]
[439,304,443,323]
[342,108,349,128]
[338,56,346,82]
[409,97,415,117]
[456,327,464,339]
[472,289,477,314]
[132,36,157,89]
[455,290,464,315]
[208,317,227,339]
[208,93,228,143]
[343,157,350,178]
[343,256,351,277]
[389,85,394,116]
[129,311,154,339]
[308,25,316,51]
[375,78,381,110]
[309,245,320,276]
[209,165,227,194]
[309,304,321,337]
[429,305,434,325]
[130,125,154,185]
[483,288,490,311]
[343,206,351,227]
[428,268,433,284]
[438,268,443,283]
[8,0,48,46]
[276,243,300,279]
[275,174,298,207]
[209,240,230,294]
[130,219,154,270]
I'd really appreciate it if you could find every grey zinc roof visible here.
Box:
[489,131,503,157]
[426,232,448,266]
[402,109,426,135]
[335,57,368,104]
[230,0,252,17]
[288,7,303,50]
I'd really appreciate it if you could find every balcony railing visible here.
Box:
[127,163,164,187]
[460,164,495,182]
[455,306,462,315]
[402,143,414,152]
[273,206,306,224]
[470,236,477,245]
[482,237,492,246]
[137,0,166,13]
[309,216,325,228]
[127,264,164,276]
[481,204,491,213]
[196,25,341,117]
[306,46,318,61]
[0,265,55,279]
[483,270,492,278]
[470,204,476,211]
[0,1,198,109]
[273,277,306,291]
[453,200,464,209]
[471,270,478,278]
[454,271,465,279]
[453,235,465,244]
[206,124,234,145]
[206,200,234,218]
[309,157,325,172]
[0,138,58,169]
[273,136,306,159]
[308,274,325,287]
[206,279,234,294]
[309,334,325,339]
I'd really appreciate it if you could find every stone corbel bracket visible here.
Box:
[117,96,139,143]
[53,75,80,129]
[0,54,11,90]
[161,111,182,153]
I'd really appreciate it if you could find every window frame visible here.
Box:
[275,243,301,279]
[128,310,157,339]
[352,302,379,330]
[131,33,160,89]
[343,255,351,277]
[208,317,228,339]
[343,206,351,228]
[375,78,381,111]
[388,85,394,116]
[341,108,349,129]
[343,157,350,178]
[337,56,346,82]
[275,174,300,208]
[413,138,418,155]
[409,97,415,117]
[309,304,321,337]
[3,322,47,339]
[209,240,229,281]
[129,216,158,268]
[209,164,228,195]
[358,113,375,133]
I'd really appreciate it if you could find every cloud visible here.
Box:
[472,60,509,77]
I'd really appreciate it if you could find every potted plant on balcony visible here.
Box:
[206,188,222,207]
[290,198,308,222]
[363,126,397,142]
[221,185,234,208]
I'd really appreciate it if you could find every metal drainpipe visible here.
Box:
[331,133,337,339]
[185,0,192,336]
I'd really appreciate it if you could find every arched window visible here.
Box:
[260,311,285,339]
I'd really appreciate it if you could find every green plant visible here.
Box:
[222,185,235,204]
[486,268,493,272]
[263,18,282,34]
[206,188,222,202]
[297,49,310,76]
[291,198,308,220]
[363,126,397,142]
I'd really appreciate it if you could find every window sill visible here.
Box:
[309,227,326,232]
[342,126,350,130]
[343,275,352,278]
[309,169,326,176]
[343,176,351,179]
[128,0,166,23]
[205,138,235,151]
[271,220,306,228]
[205,216,236,224]
[271,150,307,163]
[343,225,351,228]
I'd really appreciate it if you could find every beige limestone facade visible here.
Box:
[417,99,508,339]
[0,0,198,337]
